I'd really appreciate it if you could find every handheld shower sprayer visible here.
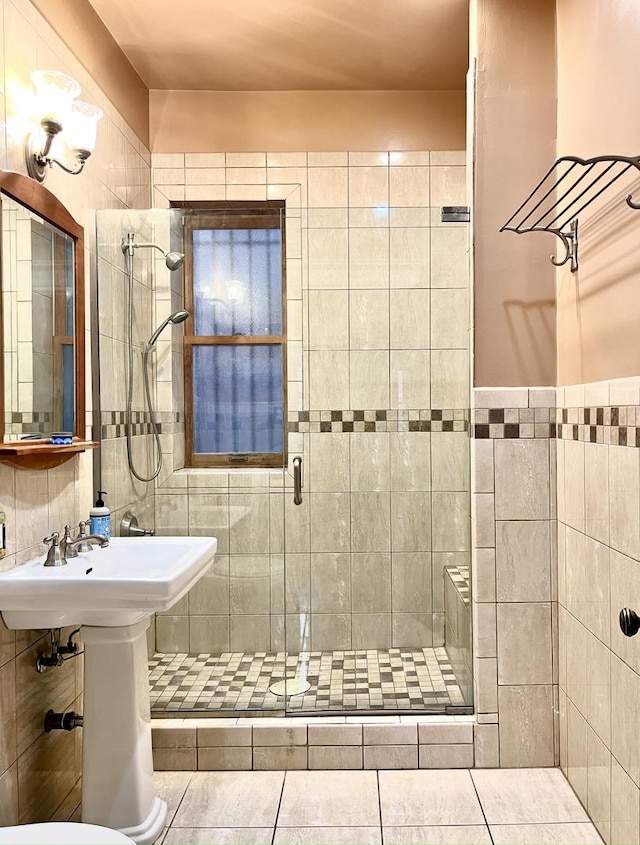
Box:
[147,309,190,349]
[121,232,185,271]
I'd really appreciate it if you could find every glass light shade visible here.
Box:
[226,279,245,305]
[65,101,103,153]
[32,70,81,126]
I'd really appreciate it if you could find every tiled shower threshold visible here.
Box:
[151,714,478,771]
[149,647,469,715]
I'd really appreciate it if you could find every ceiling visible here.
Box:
[86,0,469,92]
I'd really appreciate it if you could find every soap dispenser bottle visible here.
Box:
[89,491,111,539]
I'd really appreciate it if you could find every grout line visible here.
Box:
[164,770,194,831]
[377,769,384,840]
[468,770,495,844]
[272,769,287,841]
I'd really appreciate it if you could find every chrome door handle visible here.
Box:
[293,456,303,505]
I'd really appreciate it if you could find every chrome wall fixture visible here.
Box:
[121,233,187,483]
[25,70,103,183]
[501,154,640,272]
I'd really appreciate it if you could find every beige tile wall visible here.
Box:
[471,387,557,770]
[0,0,151,824]
[150,151,471,666]
[96,206,183,543]
[557,377,640,844]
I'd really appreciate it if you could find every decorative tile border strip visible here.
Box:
[472,407,554,439]
[100,410,183,440]
[289,410,469,434]
[555,406,640,446]
[4,410,51,437]
[4,411,51,423]
[101,423,156,438]
[471,403,640,446]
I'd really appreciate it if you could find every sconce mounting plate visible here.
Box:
[25,133,48,183]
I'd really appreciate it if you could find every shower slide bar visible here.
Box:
[500,154,640,272]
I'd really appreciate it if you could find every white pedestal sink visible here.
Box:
[0,536,217,845]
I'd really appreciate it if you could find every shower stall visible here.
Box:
[95,159,472,718]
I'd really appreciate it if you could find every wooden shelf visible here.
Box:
[0,440,99,470]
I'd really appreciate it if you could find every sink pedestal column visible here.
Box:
[81,618,167,845]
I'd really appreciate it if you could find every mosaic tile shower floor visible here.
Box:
[149,647,466,713]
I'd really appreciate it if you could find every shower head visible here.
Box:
[169,309,189,325]
[165,251,185,271]
[147,309,190,349]
[121,234,185,271]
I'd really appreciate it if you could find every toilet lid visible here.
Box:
[0,823,135,844]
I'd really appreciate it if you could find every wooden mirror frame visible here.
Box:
[0,171,95,469]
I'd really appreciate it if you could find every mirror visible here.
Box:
[0,171,85,443]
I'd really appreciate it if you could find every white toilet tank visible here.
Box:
[0,823,135,844]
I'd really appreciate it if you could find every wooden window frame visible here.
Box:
[181,202,287,468]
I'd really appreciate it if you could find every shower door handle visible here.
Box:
[293,456,303,505]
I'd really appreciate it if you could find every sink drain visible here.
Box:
[269,678,311,697]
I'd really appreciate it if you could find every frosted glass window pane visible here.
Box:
[193,345,283,455]
[193,228,282,336]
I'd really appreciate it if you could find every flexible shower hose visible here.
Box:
[125,256,164,483]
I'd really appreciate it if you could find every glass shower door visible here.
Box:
[282,202,473,715]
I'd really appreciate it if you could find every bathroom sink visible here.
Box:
[0,534,217,843]
[0,535,217,629]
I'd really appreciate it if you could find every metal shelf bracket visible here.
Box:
[549,219,578,272]
[501,154,640,273]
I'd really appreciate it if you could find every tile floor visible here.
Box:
[149,648,467,713]
[149,767,602,844]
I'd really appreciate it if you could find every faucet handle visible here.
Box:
[61,525,78,559]
[73,520,94,553]
[43,532,64,568]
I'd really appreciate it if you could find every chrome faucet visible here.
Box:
[62,524,109,557]
[43,525,109,567]
[69,533,109,550]
[72,520,94,553]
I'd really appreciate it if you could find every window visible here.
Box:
[183,203,286,467]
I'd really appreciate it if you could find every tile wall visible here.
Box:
[96,207,180,545]
[557,376,640,844]
[0,0,151,824]
[149,151,472,669]
[471,387,557,769]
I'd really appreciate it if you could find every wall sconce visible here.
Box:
[25,70,103,183]
[202,279,246,307]
[225,280,246,306]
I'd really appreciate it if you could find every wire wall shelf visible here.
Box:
[500,154,640,272]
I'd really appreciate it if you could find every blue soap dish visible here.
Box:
[51,432,73,445]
